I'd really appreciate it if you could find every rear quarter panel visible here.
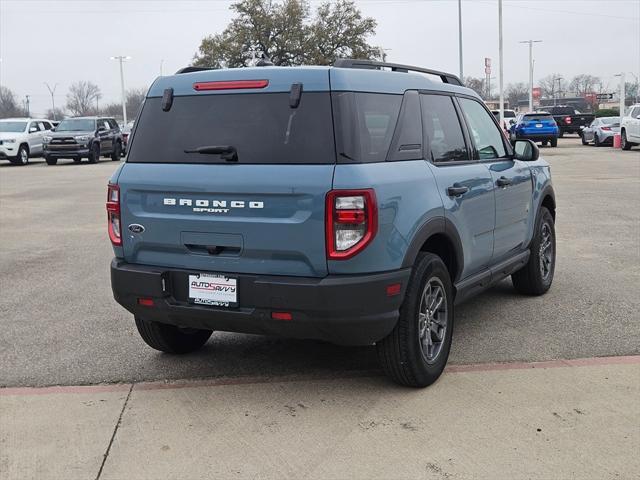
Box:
[329,160,443,274]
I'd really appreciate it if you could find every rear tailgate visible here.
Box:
[118,67,335,278]
[522,114,557,134]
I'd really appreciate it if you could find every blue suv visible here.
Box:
[509,112,559,147]
[109,59,556,387]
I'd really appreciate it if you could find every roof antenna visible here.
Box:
[256,53,274,67]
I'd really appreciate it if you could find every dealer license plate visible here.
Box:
[188,273,238,307]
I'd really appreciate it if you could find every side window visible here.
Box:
[38,122,47,131]
[42,121,52,130]
[458,98,507,160]
[387,90,423,161]
[98,120,109,130]
[28,122,41,132]
[420,94,468,163]
[108,119,118,130]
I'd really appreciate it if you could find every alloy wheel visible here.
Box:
[539,222,554,281]
[418,277,448,363]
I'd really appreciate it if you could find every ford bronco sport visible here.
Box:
[109,59,556,387]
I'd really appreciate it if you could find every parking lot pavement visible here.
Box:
[1,357,638,480]
[0,138,639,388]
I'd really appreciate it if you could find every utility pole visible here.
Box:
[44,82,58,120]
[498,0,504,123]
[615,73,626,116]
[519,39,542,111]
[458,0,463,80]
[110,55,131,125]
[25,95,30,116]
[554,76,563,106]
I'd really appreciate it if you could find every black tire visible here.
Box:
[88,143,100,163]
[45,156,58,166]
[581,134,588,145]
[550,137,558,147]
[135,317,213,354]
[73,158,82,163]
[512,206,555,295]
[558,130,564,138]
[376,252,454,388]
[15,145,29,165]
[541,140,548,146]
[621,130,632,150]
[111,141,122,161]
[594,133,601,147]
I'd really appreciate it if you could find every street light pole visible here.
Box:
[44,82,58,120]
[520,40,542,111]
[458,0,463,80]
[25,95,30,117]
[554,76,563,106]
[498,0,504,123]
[615,73,626,116]
[110,55,131,125]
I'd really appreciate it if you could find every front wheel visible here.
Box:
[45,156,57,166]
[594,133,601,147]
[550,137,558,147]
[376,253,454,388]
[135,317,213,354]
[581,134,588,145]
[88,143,100,163]
[621,130,632,150]
[512,206,555,295]
[15,145,29,165]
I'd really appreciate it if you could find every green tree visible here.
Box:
[193,0,383,68]
[0,86,27,118]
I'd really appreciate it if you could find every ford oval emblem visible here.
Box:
[128,224,145,234]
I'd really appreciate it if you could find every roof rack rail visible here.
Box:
[175,66,215,74]
[333,59,463,87]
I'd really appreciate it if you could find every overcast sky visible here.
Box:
[1,0,638,116]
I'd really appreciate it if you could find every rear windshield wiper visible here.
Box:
[184,145,238,161]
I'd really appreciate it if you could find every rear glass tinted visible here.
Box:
[127,92,335,164]
[332,92,402,163]
[523,114,553,121]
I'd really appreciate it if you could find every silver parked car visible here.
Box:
[581,117,620,147]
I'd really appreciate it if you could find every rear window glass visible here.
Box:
[127,92,335,164]
[523,114,553,120]
[332,92,402,163]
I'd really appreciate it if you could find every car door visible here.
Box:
[421,93,495,280]
[458,97,533,263]
[27,121,43,155]
[630,107,640,141]
[97,119,111,152]
[584,119,597,142]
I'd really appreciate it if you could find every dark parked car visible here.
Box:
[509,112,559,147]
[43,116,123,165]
[538,106,595,137]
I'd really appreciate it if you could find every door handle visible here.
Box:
[447,184,469,197]
[496,176,512,187]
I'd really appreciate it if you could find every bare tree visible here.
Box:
[126,88,146,120]
[463,77,486,98]
[45,108,67,120]
[0,86,27,118]
[538,74,563,98]
[66,81,102,116]
[569,74,600,97]
[505,82,528,109]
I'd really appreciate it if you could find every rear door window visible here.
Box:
[128,92,335,164]
[420,94,468,163]
[458,97,507,160]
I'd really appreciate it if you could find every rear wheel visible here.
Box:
[88,143,100,163]
[558,130,564,138]
[594,133,601,147]
[135,317,213,354]
[541,140,548,146]
[45,156,57,166]
[73,158,82,163]
[512,206,555,295]
[550,137,558,147]
[581,133,588,145]
[621,130,632,150]
[376,253,454,388]
[110,141,122,161]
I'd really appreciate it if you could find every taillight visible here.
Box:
[564,116,572,124]
[601,126,611,131]
[107,184,122,246]
[326,189,377,260]
[193,80,269,91]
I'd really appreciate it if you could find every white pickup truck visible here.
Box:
[621,104,640,150]
[0,118,54,165]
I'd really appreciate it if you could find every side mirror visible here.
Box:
[97,125,107,132]
[29,127,38,133]
[514,139,539,161]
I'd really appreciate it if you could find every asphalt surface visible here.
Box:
[1,138,639,387]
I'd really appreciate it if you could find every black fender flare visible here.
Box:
[401,216,464,283]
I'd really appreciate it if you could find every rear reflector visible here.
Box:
[138,298,154,307]
[386,283,402,297]
[193,80,269,91]
[271,312,293,321]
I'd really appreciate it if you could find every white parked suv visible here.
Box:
[0,118,54,165]
[621,104,640,150]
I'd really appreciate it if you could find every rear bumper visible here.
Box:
[110,259,410,346]
[516,132,558,141]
